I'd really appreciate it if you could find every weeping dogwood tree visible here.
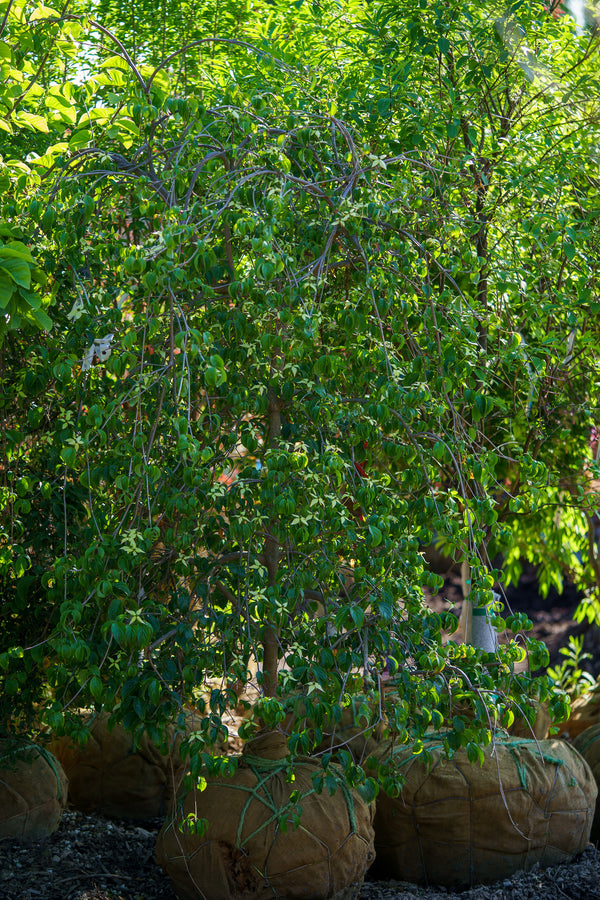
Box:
[2,0,599,786]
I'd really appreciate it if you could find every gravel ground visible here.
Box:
[0,810,599,900]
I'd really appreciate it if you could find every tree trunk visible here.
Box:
[261,387,283,698]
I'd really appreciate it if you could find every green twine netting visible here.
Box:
[573,724,600,756]
[371,733,595,888]
[32,745,66,802]
[225,755,358,847]
[380,733,570,794]
[157,743,376,900]
[0,742,65,802]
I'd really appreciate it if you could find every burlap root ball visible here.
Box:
[0,743,68,842]
[559,681,600,739]
[49,712,188,820]
[507,700,551,740]
[156,732,376,900]
[371,734,596,888]
[315,696,385,765]
[456,701,550,740]
[282,694,385,766]
[573,723,600,842]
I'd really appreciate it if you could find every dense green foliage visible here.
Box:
[1,0,599,785]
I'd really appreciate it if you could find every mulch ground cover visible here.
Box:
[1,809,600,900]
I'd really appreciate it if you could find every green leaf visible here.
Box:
[69,129,94,150]
[45,90,72,110]
[22,290,41,309]
[349,605,365,628]
[111,622,127,646]
[205,366,218,387]
[0,258,31,289]
[60,446,77,467]
[28,307,52,330]
[113,117,139,137]
[12,111,49,133]
[376,97,393,118]
[6,160,31,175]
[466,742,485,766]
[0,276,13,308]
[89,676,103,700]
[325,772,339,795]
[99,54,132,72]
[475,394,491,417]
[30,4,61,20]
[78,107,115,125]
[368,524,382,547]
[0,242,34,262]
[45,93,77,125]
[447,120,460,138]
[452,715,466,733]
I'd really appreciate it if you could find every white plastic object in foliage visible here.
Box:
[82,333,114,371]
[465,590,499,654]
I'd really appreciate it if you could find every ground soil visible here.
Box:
[2,564,600,900]
[1,809,600,900]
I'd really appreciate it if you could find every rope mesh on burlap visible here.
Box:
[156,729,375,900]
[371,733,596,888]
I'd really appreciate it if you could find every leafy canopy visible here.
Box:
[1,0,598,780]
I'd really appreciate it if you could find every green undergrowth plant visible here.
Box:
[547,635,596,700]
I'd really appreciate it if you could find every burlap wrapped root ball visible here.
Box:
[283,694,385,765]
[0,743,68,842]
[48,712,193,820]
[559,680,600,739]
[156,732,376,900]
[371,734,596,888]
[573,722,600,842]
[507,699,551,740]
[446,696,551,741]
